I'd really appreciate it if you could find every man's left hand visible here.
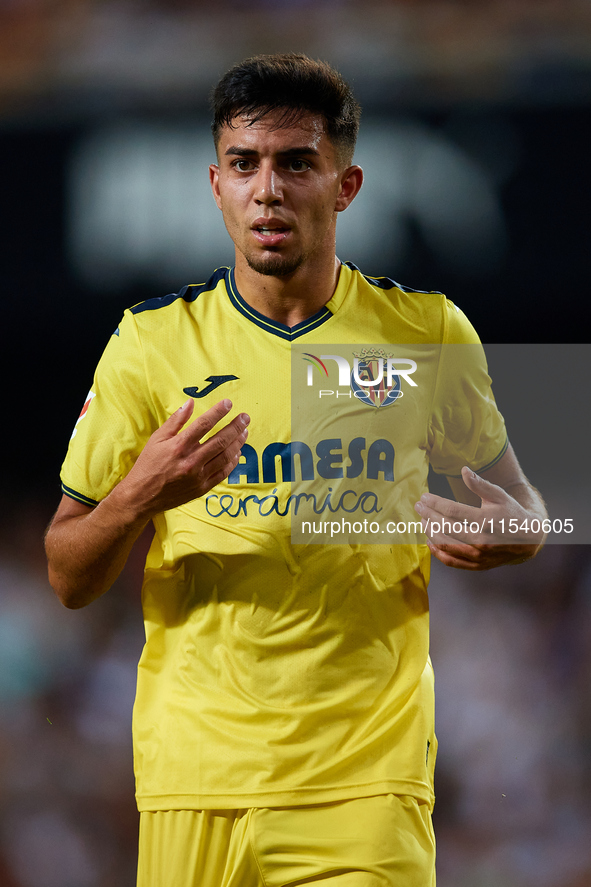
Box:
[414,465,546,571]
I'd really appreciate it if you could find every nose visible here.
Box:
[253,162,283,205]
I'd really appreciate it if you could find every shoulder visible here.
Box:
[342,262,477,343]
[127,267,230,324]
[343,261,445,316]
[344,262,442,300]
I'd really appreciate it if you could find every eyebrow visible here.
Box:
[224,146,321,157]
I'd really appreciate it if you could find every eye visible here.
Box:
[287,159,311,172]
[232,158,256,172]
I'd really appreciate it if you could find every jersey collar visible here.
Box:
[225,267,340,342]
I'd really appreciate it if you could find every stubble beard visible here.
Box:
[244,249,304,278]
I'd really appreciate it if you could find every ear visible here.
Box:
[209,164,222,210]
[335,165,363,213]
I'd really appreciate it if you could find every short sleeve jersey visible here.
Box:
[61,262,507,812]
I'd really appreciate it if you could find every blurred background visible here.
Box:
[1,1,590,885]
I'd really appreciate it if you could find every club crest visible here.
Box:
[350,349,402,408]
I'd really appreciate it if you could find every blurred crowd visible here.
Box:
[431,546,591,887]
[2,0,591,113]
[0,500,148,887]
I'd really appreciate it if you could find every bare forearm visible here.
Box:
[45,484,151,609]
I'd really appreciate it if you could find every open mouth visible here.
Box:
[255,225,289,235]
[252,225,290,246]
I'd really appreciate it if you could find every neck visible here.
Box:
[234,254,342,328]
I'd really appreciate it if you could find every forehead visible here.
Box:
[217,111,336,159]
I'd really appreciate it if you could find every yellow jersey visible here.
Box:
[61,262,506,812]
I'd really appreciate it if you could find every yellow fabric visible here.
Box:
[136,795,436,887]
[61,262,506,812]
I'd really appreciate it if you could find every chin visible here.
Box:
[246,253,303,278]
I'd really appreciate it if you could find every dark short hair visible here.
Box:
[211,53,361,165]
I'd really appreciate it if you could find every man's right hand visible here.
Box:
[125,398,249,519]
[45,399,249,609]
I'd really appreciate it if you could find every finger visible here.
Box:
[415,490,481,522]
[185,424,249,496]
[419,514,490,546]
[196,412,250,464]
[420,513,485,550]
[429,539,535,571]
[180,399,235,444]
[200,424,249,476]
[427,534,500,565]
[460,466,507,505]
[428,541,490,571]
[427,534,484,556]
[154,398,195,440]
[200,434,247,487]
[416,505,489,550]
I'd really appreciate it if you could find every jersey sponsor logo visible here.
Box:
[206,487,381,519]
[183,375,238,398]
[304,350,417,407]
[70,390,96,440]
[227,438,394,485]
[204,437,394,519]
